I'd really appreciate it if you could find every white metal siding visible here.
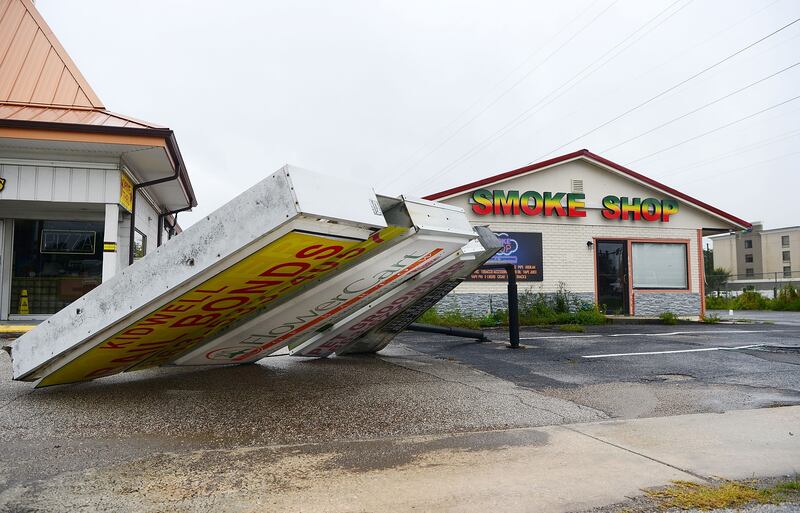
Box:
[0,162,120,204]
[134,191,160,256]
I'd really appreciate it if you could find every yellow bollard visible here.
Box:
[19,289,29,315]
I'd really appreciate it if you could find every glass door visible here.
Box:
[10,219,104,316]
[596,240,629,315]
[0,219,5,320]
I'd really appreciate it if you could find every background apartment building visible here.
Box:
[711,223,799,294]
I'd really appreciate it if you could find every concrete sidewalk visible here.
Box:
[2,406,797,512]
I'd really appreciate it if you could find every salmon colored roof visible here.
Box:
[0,0,103,109]
[0,0,196,208]
[0,0,167,131]
[423,149,750,230]
[0,103,162,129]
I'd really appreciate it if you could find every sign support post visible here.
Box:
[482,264,520,349]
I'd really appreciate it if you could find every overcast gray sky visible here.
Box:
[37,0,800,232]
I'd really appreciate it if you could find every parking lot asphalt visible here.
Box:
[0,341,604,493]
[1,317,798,511]
[400,321,800,419]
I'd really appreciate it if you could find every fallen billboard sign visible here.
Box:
[291,227,502,358]
[9,168,478,387]
[172,198,475,366]
[36,227,406,386]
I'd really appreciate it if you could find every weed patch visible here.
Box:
[645,476,800,511]
[658,311,678,325]
[418,285,607,329]
[646,480,769,510]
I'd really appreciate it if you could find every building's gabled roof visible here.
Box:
[0,0,196,208]
[423,149,750,230]
[0,0,103,108]
[0,104,161,129]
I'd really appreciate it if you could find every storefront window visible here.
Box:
[10,219,104,315]
[631,242,688,289]
[133,229,147,260]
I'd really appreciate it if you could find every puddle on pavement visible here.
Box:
[647,374,696,383]
[316,428,550,472]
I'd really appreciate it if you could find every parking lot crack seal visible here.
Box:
[564,425,711,482]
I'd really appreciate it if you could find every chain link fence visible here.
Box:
[707,270,800,298]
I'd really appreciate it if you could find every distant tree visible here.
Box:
[703,248,714,276]
[706,267,730,296]
[703,248,729,296]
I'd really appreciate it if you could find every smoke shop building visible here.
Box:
[0,0,196,321]
[424,150,749,317]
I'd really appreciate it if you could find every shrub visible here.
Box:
[417,309,487,329]
[659,311,678,325]
[773,284,800,311]
[421,287,608,329]
[559,324,585,332]
[706,287,800,312]
[734,290,770,310]
[705,295,733,310]
[701,314,721,324]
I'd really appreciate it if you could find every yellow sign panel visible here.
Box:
[0,177,6,192]
[119,173,134,212]
[38,227,406,387]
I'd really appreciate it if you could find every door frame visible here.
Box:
[593,238,632,315]
[0,219,11,320]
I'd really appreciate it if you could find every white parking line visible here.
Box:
[606,330,782,337]
[518,329,789,342]
[582,344,764,359]
[519,335,603,340]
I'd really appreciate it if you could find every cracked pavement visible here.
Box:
[403,322,800,418]
[0,341,604,495]
[1,319,798,511]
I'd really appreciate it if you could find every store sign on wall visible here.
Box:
[119,173,134,212]
[470,189,678,222]
[40,230,97,255]
[467,232,543,282]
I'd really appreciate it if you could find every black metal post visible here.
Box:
[505,264,520,349]
[482,264,521,349]
[407,323,489,341]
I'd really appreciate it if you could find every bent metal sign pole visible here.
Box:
[290,226,502,358]
[173,200,475,367]
[9,167,477,387]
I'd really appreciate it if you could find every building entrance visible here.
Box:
[596,240,629,315]
[10,219,104,317]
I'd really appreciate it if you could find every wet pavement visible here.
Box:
[404,322,800,418]
[1,319,798,511]
[0,343,603,492]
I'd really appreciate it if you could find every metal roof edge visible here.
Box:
[0,117,197,209]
